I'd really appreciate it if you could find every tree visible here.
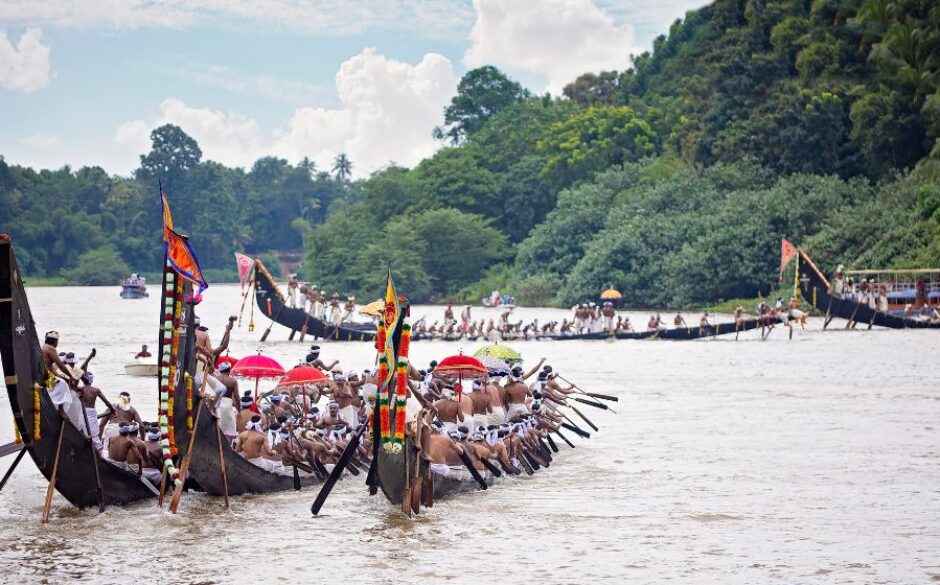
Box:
[562,71,620,106]
[537,106,658,185]
[412,147,500,217]
[63,244,131,286]
[136,124,202,195]
[332,153,352,181]
[434,66,531,144]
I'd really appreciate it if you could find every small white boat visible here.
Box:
[124,357,158,377]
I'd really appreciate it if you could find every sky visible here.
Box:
[0,0,708,178]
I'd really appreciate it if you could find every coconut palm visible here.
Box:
[332,153,352,181]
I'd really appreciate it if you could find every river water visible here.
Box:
[0,284,937,584]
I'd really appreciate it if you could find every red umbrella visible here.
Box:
[278,365,328,388]
[277,365,328,416]
[232,352,286,400]
[435,354,487,381]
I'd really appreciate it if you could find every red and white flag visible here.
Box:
[779,238,797,282]
[234,252,254,291]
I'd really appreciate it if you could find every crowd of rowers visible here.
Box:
[830,264,940,321]
[39,316,583,486]
[285,274,359,325]
[199,346,578,479]
[409,299,804,341]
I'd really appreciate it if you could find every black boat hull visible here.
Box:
[253,260,377,342]
[0,237,156,508]
[798,250,940,329]
[376,436,486,507]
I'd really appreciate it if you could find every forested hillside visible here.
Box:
[2,0,938,307]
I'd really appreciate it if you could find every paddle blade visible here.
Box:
[311,423,366,515]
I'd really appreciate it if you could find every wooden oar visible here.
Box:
[168,384,209,514]
[479,458,502,477]
[568,404,598,432]
[157,465,168,508]
[556,374,619,402]
[260,300,287,342]
[311,422,368,515]
[214,421,230,509]
[41,419,67,524]
[456,447,488,490]
[845,301,861,330]
[554,429,575,448]
[573,396,608,411]
[79,406,106,514]
[545,434,559,453]
[0,447,26,492]
[561,421,590,439]
[0,441,24,458]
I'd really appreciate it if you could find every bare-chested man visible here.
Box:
[468,380,492,430]
[77,371,113,450]
[504,367,531,420]
[140,426,164,484]
[484,379,506,424]
[432,387,467,435]
[100,390,142,447]
[41,331,84,423]
[236,392,257,432]
[235,415,280,472]
[108,423,146,477]
[305,345,339,372]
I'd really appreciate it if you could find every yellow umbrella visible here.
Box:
[600,288,622,300]
[358,299,384,316]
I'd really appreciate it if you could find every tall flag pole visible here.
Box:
[161,183,208,291]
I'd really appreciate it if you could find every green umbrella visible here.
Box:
[473,343,522,363]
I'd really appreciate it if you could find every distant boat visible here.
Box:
[123,356,158,377]
[120,273,148,299]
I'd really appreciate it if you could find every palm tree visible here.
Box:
[299,156,317,178]
[332,153,352,181]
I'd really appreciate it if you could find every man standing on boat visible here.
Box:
[674,312,687,328]
[77,371,114,450]
[505,368,530,420]
[601,302,616,331]
[287,274,299,308]
[328,294,342,324]
[41,332,86,428]
[99,391,143,447]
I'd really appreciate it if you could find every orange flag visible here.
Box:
[161,184,208,291]
[779,238,797,282]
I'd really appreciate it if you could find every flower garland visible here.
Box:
[157,267,182,486]
[185,372,193,430]
[376,314,392,450]
[14,412,21,444]
[33,382,41,440]
[392,319,411,448]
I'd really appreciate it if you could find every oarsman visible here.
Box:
[733,306,746,323]
[77,371,114,450]
[328,293,342,324]
[674,312,687,328]
[504,367,531,420]
[699,311,712,329]
[467,380,492,430]
[460,305,472,333]
[100,391,143,448]
[499,308,513,334]
[235,415,281,472]
[287,274,299,308]
[432,386,467,434]
[214,361,240,442]
[304,345,339,372]
[135,344,152,358]
[342,296,356,322]
[108,423,145,476]
[331,373,360,429]
[424,426,474,478]
[559,319,573,336]
[601,302,616,330]
[236,392,256,432]
[41,331,82,422]
[320,401,348,431]
[140,426,164,484]
[193,315,233,396]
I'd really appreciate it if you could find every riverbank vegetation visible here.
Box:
[2,0,938,305]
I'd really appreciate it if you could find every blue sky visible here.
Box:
[0,1,708,177]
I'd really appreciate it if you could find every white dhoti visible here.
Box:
[472,414,488,432]
[506,403,528,420]
[442,421,458,435]
[83,407,102,449]
[339,405,359,429]
[249,457,284,473]
[218,397,237,438]
[47,379,85,432]
[329,307,342,324]
[142,467,162,484]
[194,371,225,397]
[406,395,422,422]
[487,406,506,425]
[102,422,120,451]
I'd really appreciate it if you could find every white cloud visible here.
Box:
[0,0,474,37]
[114,97,262,168]
[0,27,51,92]
[19,133,60,149]
[272,48,456,175]
[464,0,636,94]
[165,64,326,106]
[114,49,455,176]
